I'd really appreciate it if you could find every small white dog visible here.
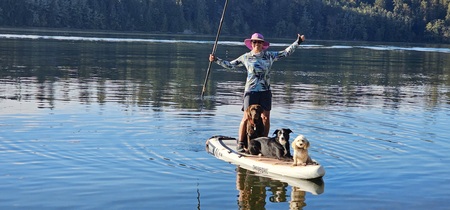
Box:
[292,135,313,166]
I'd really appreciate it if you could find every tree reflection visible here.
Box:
[1,34,449,112]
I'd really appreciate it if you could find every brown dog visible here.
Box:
[292,135,313,166]
[245,104,264,154]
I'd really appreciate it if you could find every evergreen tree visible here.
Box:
[0,0,448,43]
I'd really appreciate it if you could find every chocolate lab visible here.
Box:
[245,104,265,155]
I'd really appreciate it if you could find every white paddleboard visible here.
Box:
[206,135,326,193]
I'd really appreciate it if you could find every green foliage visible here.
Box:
[426,19,450,42]
[0,0,449,43]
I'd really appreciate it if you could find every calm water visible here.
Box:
[1,30,450,209]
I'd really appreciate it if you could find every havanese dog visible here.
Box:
[292,135,313,166]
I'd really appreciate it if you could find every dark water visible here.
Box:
[1,30,450,209]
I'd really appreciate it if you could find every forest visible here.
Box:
[0,0,449,43]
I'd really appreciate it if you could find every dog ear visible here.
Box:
[257,105,263,113]
[273,129,280,136]
[286,129,293,134]
[292,141,298,149]
[246,106,252,119]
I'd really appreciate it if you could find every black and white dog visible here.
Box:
[250,128,293,160]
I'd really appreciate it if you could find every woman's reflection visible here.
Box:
[236,166,266,209]
[235,167,307,210]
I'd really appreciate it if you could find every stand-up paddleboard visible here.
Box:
[205,136,326,180]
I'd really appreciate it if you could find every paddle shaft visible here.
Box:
[201,0,229,99]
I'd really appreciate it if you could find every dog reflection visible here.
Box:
[290,187,307,210]
[236,167,307,210]
[236,167,266,209]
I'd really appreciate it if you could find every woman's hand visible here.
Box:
[209,54,216,62]
[297,34,305,44]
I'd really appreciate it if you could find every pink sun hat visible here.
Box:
[244,33,270,50]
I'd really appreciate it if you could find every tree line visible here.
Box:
[0,0,449,43]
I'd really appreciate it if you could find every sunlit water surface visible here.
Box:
[0,30,449,209]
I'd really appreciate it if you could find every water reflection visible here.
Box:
[236,167,267,210]
[2,32,450,209]
[1,33,449,113]
[236,167,324,210]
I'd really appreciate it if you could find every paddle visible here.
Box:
[201,0,229,100]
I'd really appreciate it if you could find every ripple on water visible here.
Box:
[273,103,449,181]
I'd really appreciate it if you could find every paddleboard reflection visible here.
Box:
[235,167,324,210]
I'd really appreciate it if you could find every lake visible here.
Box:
[1,29,449,209]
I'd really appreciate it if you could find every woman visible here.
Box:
[209,32,305,152]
